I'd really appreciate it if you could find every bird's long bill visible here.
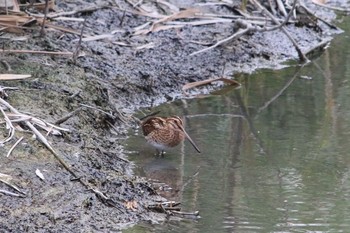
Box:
[182,129,201,153]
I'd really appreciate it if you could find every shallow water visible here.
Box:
[125,19,350,233]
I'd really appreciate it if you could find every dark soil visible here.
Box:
[0,0,348,232]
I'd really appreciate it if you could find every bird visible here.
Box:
[141,116,201,156]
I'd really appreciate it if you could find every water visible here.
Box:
[124,19,350,232]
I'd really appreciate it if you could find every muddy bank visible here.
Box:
[0,0,348,232]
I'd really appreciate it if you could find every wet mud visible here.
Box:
[0,0,348,231]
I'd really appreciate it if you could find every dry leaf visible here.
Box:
[182,77,241,92]
[124,200,138,211]
[0,74,31,80]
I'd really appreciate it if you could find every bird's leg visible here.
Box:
[155,149,160,156]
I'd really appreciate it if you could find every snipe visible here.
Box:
[141,116,201,155]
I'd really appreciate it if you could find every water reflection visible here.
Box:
[125,23,350,233]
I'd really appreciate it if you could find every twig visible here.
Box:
[6,136,24,157]
[276,0,288,16]
[54,107,82,125]
[256,0,297,32]
[73,18,87,63]
[0,107,15,144]
[0,189,24,197]
[40,0,49,36]
[171,210,200,217]
[299,2,339,30]
[250,0,308,62]
[196,13,293,24]
[0,98,116,205]
[26,5,111,19]
[190,21,251,56]
[0,177,26,195]
[311,1,350,13]
[191,0,298,57]
[304,38,331,57]
[119,9,126,26]
[80,104,115,119]
[1,60,12,71]
[0,49,73,56]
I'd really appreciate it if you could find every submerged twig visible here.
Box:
[181,168,200,192]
